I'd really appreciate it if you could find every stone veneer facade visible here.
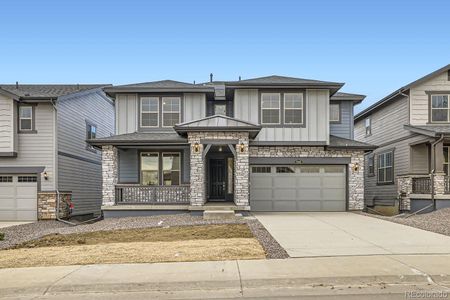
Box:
[249,146,365,210]
[37,192,71,220]
[102,145,118,206]
[187,131,250,207]
[398,173,446,211]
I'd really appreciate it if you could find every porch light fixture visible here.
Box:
[193,142,200,153]
[352,162,360,173]
[239,142,245,153]
[43,172,48,180]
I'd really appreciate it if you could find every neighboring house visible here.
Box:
[90,75,374,217]
[0,84,114,221]
[354,64,450,212]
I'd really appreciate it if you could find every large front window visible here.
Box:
[140,97,159,127]
[140,151,181,185]
[261,93,280,124]
[141,152,159,185]
[431,95,450,123]
[377,151,394,184]
[162,153,180,185]
[162,97,181,127]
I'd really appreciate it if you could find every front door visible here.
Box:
[209,159,226,200]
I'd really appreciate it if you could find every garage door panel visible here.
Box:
[250,164,346,212]
[273,189,296,200]
[0,175,37,221]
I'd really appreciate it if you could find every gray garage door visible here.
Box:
[250,165,346,212]
[0,175,38,221]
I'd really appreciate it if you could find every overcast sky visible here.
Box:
[1,0,449,112]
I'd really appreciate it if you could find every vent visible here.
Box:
[214,84,226,100]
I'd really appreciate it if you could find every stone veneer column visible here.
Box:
[234,135,250,206]
[188,133,206,206]
[434,173,446,195]
[348,154,365,210]
[397,176,412,211]
[102,145,118,206]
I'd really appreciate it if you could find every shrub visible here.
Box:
[0,232,4,241]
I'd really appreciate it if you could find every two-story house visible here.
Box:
[354,64,450,213]
[89,76,374,217]
[0,84,114,221]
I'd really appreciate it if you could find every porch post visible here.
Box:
[234,133,250,207]
[188,133,206,205]
[102,145,118,206]
[433,140,445,195]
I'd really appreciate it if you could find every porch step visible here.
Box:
[203,210,236,220]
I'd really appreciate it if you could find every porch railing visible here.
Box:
[411,177,431,194]
[115,184,190,205]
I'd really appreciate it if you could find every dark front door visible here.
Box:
[209,159,226,200]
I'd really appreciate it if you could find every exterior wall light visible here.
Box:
[43,171,49,180]
[239,142,245,153]
[352,162,360,173]
[193,142,200,153]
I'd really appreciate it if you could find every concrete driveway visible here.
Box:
[254,212,450,257]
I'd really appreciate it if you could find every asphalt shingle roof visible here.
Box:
[225,75,343,86]
[88,132,188,146]
[0,84,108,99]
[328,135,376,150]
[404,125,450,137]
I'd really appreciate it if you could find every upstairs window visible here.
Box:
[365,117,371,136]
[19,106,33,132]
[214,104,227,116]
[284,93,303,124]
[330,103,340,122]
[431,95,450,123]
[377,151,394,184]
[261,93,280,124]
[140,97,159,127]
[86,123,96,140]
[162,97,180,127]
[367,154,375,176]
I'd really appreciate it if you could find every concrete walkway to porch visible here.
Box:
[254,212,450,257]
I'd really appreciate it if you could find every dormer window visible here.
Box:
[431,94,450,123]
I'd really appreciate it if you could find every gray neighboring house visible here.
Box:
[0,84,114,221]
[354,64,450,212]
[89,76,374,217]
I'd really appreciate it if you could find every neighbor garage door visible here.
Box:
[0,175,38,221]
[250,165,346,212]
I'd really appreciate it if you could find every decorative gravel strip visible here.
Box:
[356,208,450,237]
[0,214,289,259]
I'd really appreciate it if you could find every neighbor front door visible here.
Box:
[209,159,226,200]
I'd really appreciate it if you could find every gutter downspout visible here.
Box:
[51,99,102,226]
[431,134,445,211]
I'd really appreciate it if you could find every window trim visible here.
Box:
[283,93,304,125]
[429,93,450,123]
[377,150,394,185]
[365,117,371,137]
[18,104,37,134]
[162,152,181,186]
[261,92,281,125]
[161,97,181,128]
[259,90,306,127]
[329,103,341,123]
[140,96,159,128]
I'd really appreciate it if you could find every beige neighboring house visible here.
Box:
[0,84,114,221]
[89,75,375,217]
[354,64,450,213]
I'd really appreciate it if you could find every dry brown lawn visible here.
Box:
[0,224,266,268]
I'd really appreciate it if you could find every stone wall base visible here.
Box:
[38,192,72,220]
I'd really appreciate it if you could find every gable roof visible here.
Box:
[330,92,366,104]
[174,115,262,138]
[355,64,450,122]
[0,84,109,100]
[104,80,214,95]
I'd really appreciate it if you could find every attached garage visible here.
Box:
[0,175,38,221]
[250,165,347,212]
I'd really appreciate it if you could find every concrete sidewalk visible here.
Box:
[1,254,450,299]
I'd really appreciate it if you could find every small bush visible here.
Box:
[0,232,4,241]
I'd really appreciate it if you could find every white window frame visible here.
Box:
[162,97,181,127]
[140,152,160,185]
[377,151,394,184]
[365,117,371,136]
[19,106,33,131]
[162,152,181,186]
[329,103,340,122]
[283,93,303,125]
[140,97,159,128]
[430,94,450,123]
[261,93,281,125]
